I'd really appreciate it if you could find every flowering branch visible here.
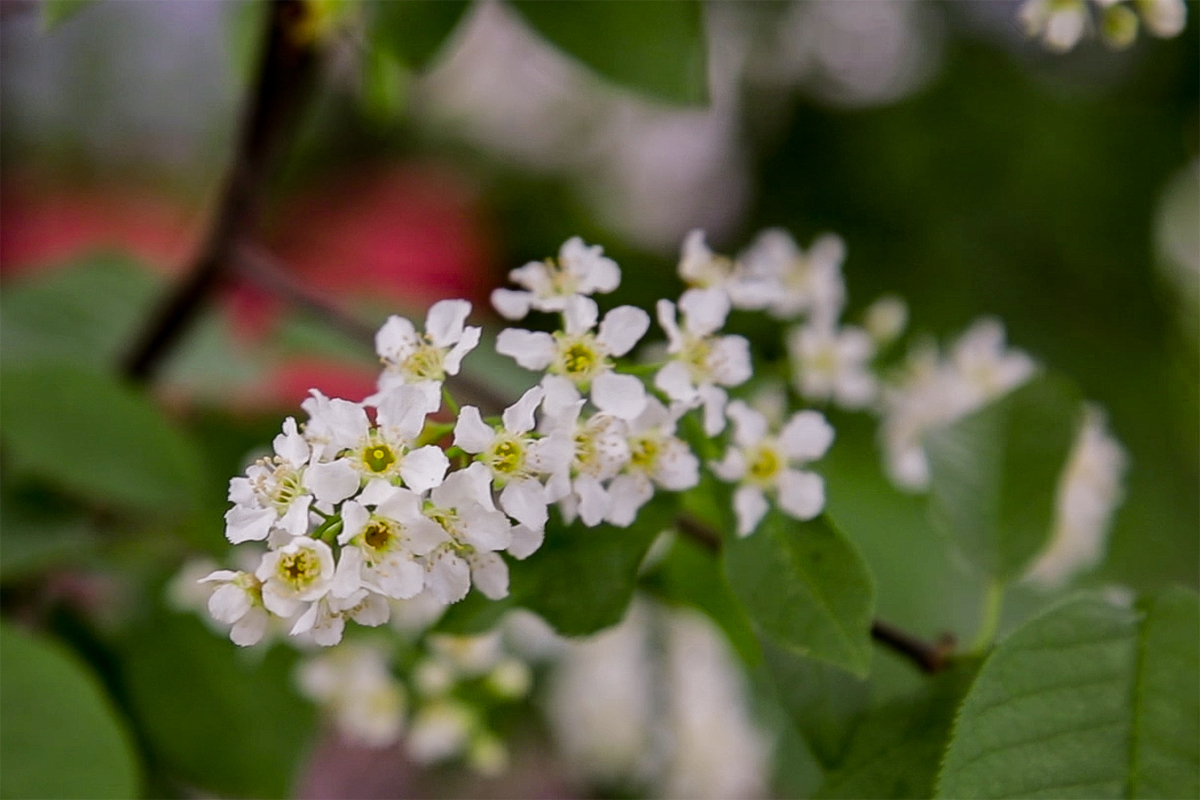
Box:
[123,0,321,383]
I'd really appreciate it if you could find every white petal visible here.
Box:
[350,593,391,627]
[733,485,769,537]
[699,384,729,437]
[375,315,418,361]
[461,509,512,552]
[444,326,481,374]
[305,460,360,505]
[375,385,434,441]
[274,417,310,467]
[591,372,647,420]
[779,411,835,461]
[656,299,683,348]
[426,553,471,604]
[332,546,365,598]
[359,478,401,507]
[323,398,371,450]
[711,448,747,482]
[491,288,533,320]
[654,440,700,491]
[338,500,370,544]
[506,524,544,560]
[372,552,426,599]
[496,329,557,370]
[400,446,451,494]
[375,486,423,523]
[597,306,650,357]
[540,375,582,421]
[224,506,275,544]
[208,584,251,624]
[562,296,599,335]
[433,462,495,511]
[654,360,697,403]
[454,406,496,454]
[502,385,544,435]
[468,552,509,600]
[406,517,452,556]
[499,478,548,531]
[679,287,731,337]
[605,474,653,527]
[198,569,239,584]
[708,335,753,387]
[280,495,313,538]
[425,299,471,347]
[290,602,321,635]
[230,608,268,646]
[776,469,825,521]
[575,476,610,527]
[726,400,768,448]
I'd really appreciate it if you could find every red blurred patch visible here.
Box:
[265,356,380,408]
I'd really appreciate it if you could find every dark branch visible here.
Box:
[123,0,321,383]
[673,513,955,674]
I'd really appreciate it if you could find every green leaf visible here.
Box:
[763,637,871,769]
[41,0,95,29]
[724,512,876,677]
[372,0,471,70]
[814,661,980,799]
[646,533,761,665]
[0,624,140,799]
[925,373,1082,583]
[509,0,708,105]
[506,496,676,637]
[0,487,95,582]
[120,609,315,799]
[936,590,1200,799]
[0,365,204,513]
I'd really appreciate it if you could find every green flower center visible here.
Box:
[747,443,783,484]
[402,341,446,382]
[629,435,659,472]
[553,334,605,384]
[278,549,322,589]
[271,467,305,512]
[488,437,524,475]
[363,521,395,551]
[363,443,397,473]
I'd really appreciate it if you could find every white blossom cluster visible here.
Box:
[1018,0,1187,52]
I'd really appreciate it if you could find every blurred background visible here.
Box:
[1,1,1197,797]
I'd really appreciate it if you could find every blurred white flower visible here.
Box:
[678,230,775,310]
[739,229,847,322]
[863,294,909,345]
[296,642,406,748]
[198,569,270,647]
[713,400,835,536]
[787,321,878,410]
[491,237,620,320]
[606,398,700,527]
[1025,407,1128,588]
[1019,0,1091,52]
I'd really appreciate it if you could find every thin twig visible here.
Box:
[123,0,320,383]
[673,512,955,674]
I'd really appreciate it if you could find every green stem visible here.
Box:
[442,385,460,416]
[970,579,1005,654]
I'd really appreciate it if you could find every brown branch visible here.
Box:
[122,0,321,383]
[673,513,955,674]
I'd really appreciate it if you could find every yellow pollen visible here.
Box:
[748,445,782,484]
[629,435,659,470]
[279,551,319,587]
[402,342,446,381]
[364,522,393,550]
[490,438,523,474]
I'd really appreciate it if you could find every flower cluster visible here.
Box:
[1018,0,1186,52]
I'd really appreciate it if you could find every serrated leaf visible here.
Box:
[814,661,980,799]
[925,373,1082,583]
[763,637,871,769]
[0,624,140,799]
[936,590,1200,799]
[0,365,204,513]
[509,0,708,105]
[120,610,315,799]
[724,512,875,677]
[372,0,471,70]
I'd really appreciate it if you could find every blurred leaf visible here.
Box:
[509,0,708,105]
[724,512,875,677]
[0,365,203,513]
[362,47,409,124]
[0,487,95,582]
[0,624,140,799]
[372,0,471,70]
[646,533,761,665]
[40,0,94,29]
[814,660,979,799]
[936,590,1200,798]
[0,253,157,370]
[763,637,871,769]
[925,373,1082,583]
[120,610,315,799]
[506,495,677,637]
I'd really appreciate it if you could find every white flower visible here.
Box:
[332,483,451,601]
[292,589,392,646]
[1136,0,1186,37]
[712,401,834,537]
[863,294,908,345]
[303,386,449,494]
[496,296,650,420]
[421,463,513,604]
[948,317,1037,407]
[786,321,878,410]
[256,536,336,618]
[678,229,775,310]
[655,288,753,436]
[199,570,270,647]
[491,236,621,320]
[224,417,313,544]
[1019,0,1090,52]
[545,404,631,527]
[1025,407,1128,589]
[375,299,482,407]
[739,228,847,322]
[606,399,700,527]
[407,700,477,765]
[296,643,406,748]
[454,386,571,535]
